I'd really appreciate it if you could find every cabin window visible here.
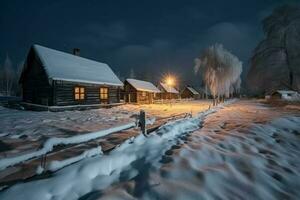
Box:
[74,87,85,100]
[100,87,109,100]
[142,91,147,97]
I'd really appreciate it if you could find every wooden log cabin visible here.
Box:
[124,79,161,104]
[19,44,123,110]
[157,82,179,99]
[181,86,200,99]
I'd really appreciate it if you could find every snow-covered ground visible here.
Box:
[0,106,132,157]
[121,100,212,117]
[0,100,211,158]
[0,100,299,200]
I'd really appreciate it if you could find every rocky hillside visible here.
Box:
[247,5,300,95]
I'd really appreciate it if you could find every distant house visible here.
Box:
[19,44,123,110]
[157,82,179,99]
[123,79,161,104]
[270,90,299,101]
[181,86,200,99]
[197,87,212,99]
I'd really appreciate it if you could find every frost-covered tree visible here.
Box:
[0,63,3,95]
[0,56,23,96]
[15,60,24,95]
[129,68,135,78]
[16,60,24,78]
[2,54,16,96]
[247,5,300,94]
[194,44,242,101]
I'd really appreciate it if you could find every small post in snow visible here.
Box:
[40,154,47,169]
[139,110,147,136]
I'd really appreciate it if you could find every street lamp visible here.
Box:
[165,76,174,87]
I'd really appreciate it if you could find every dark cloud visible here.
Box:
[198,22,261,61]
[1,0,297,86]
[70,22,129,48]
[112,39,174,78]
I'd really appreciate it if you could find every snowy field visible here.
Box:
[0,100,300,200]
[0,100,211,158]
[0,105,133,158]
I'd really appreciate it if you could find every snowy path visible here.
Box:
[0,100,299,200]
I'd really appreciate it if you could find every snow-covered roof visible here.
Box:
[159,82,179,94]
[126,79,161,93]
[197,87,211,95]
[33,44,123,86]
[186,87,199,95]
[275,90,297,95]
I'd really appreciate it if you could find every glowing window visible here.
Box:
[74,87,85,100]
[100,87,108,100]
[142,91,147,97]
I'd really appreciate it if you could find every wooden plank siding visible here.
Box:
[180,88,200,99]
[53,81,120,106]
[123,81,137,103]
[136,91,155,104]
[157,92,179,100]
[21,49,53,106]
[123,81,155,104]
[156,84,179,100]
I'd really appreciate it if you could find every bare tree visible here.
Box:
[194,44,242,103]
[129,68,135,78]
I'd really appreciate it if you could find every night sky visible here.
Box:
[0,0,297,87]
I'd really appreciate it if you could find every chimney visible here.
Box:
[73,48,80,56]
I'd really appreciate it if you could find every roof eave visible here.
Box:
[51,77,124,86]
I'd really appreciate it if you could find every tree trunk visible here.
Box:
[283,31,293,89]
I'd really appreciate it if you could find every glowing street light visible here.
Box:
[165,75,175,86]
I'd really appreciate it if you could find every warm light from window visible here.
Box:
[75,87,85,100]
[100,87,108,100]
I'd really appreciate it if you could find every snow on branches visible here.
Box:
[194,44,242,98]
[0,55,23,96]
